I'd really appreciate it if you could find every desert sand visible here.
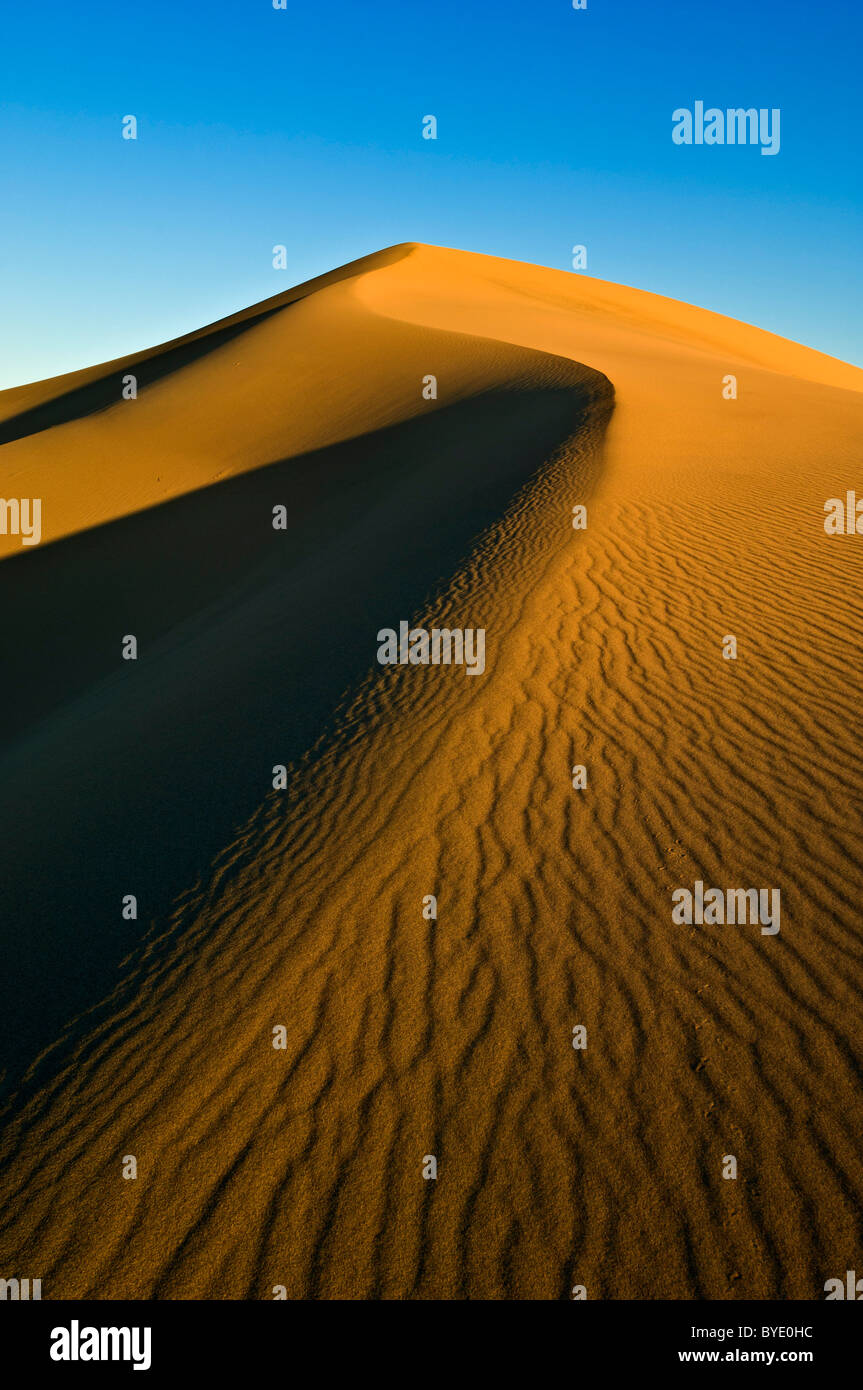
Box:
[0,243,861,1298]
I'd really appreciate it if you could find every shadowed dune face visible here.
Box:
[1,244,862,1299]
[0,361,610,1092]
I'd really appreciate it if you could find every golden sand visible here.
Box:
[1,245,861,1298]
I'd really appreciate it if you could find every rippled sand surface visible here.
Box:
[1,244,861,1298]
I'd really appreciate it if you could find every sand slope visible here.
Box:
[1,244,862,1299]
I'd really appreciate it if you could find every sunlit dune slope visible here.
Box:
[1,244,862,1300]
[0,244,418,546]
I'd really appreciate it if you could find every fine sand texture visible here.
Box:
[1,243,862,1298]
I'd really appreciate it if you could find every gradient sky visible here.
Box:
[1,0,861,387]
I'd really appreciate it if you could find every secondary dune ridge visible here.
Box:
[0,244,861,1299]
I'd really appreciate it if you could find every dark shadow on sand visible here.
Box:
[0,372,612,1096]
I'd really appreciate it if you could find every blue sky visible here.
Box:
[1,0,860,387]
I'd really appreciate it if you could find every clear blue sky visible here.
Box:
[1,0,860,387]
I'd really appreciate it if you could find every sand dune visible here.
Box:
[1,244,861,1299]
